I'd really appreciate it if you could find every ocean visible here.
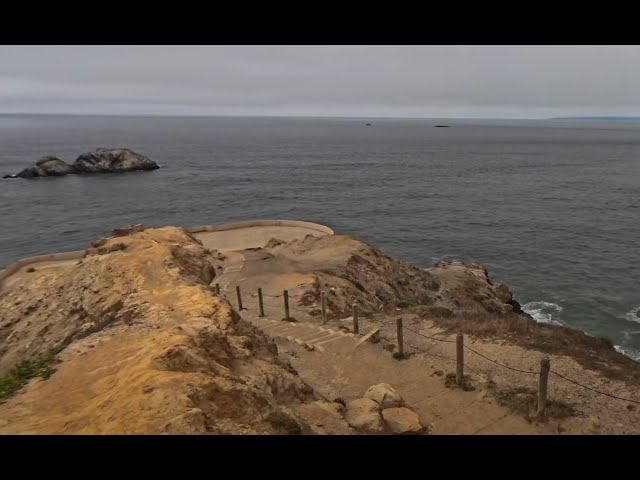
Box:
[0,115,638,359]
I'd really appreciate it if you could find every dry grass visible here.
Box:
[414,309,640,385]
[495,386,578,422]
[444,373,476,391]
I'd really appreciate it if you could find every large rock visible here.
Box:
[4,149,160,179]
[364,383,403,409]
[381,407,426,434]
[14,157,76,178]
[73,148,160,173]
[345,398,384,434]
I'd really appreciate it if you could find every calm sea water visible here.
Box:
[0,115,638,358]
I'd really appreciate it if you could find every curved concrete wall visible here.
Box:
[0,219,333,288]
[187,219,334,235]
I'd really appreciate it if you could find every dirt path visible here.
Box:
[231,291,554,434]
[216,247,640,435]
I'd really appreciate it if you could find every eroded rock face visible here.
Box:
[73,148,159,173]
[3,149,160,178]
[267,235,526,319]
[0,226,361,435]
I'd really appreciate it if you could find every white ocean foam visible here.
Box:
[522,301,564,326]
[623,306,640,324]
[614,345,640,361]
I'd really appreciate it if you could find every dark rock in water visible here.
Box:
[73,148,160,173]
[3,148,160,179]
[366,123,372,126]
[510,298,523,314]
[13,157,75,178]
[434,125,450,128]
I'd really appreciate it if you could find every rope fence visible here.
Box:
[550,370,640,405]
[219,283,640,412]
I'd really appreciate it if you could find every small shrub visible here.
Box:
[0,352,60,402]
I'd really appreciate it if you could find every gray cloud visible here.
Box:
[1,45,640,117]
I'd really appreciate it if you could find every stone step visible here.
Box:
[299,330,337,343]
[284,336,321,352]
[313,334,349,347]
[324,327,356,338]
[307,333,341,345]
[260,321,300,333]
[266,321,315,333]
[268,325,302,337]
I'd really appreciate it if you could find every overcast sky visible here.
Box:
[2,45,640,118]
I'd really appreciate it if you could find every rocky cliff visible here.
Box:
[1,226,637,434]
[0,227,351,434]
[260,234,523,319]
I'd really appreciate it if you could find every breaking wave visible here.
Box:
[623,306,640,324]
[614,345,640,361]
[522,301,563,325]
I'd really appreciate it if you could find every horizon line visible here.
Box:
[1,112,640,121]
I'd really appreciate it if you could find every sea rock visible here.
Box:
[4,149,160,179]
[510,298,522,314]
[364,383,403,409]
[73,148,160,173]
[14,157,76,178]
[381,407,426,434]
[345,398,384,433]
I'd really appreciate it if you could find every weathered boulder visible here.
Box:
[381,407,426,434]
[14,157,76,178]
[364,383,403,409]
[73,148,159,173]
[345,398,384,433]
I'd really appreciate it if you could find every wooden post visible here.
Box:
[537,356,551,415]
[215,283,220,294]
[352,303,359,334]
[236,285,243,311]
[283,290,290,320]
[321,291,327,324]
[456,333,464,386]
[258,288,265,317]
[396,317,404,357]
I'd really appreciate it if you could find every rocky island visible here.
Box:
[0,221,638,434]
[3,148,160,179]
